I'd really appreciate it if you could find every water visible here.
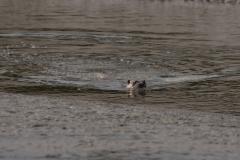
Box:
[1,0,239,112]
[0,0,240,159]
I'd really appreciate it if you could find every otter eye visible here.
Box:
[127,80,130,84]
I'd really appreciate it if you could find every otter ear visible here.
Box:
[143,80,146,86]
[127,80,130,84]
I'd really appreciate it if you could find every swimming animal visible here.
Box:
[126,80,146,97]
[127,80,146,90]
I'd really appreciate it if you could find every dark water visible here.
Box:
[0,0,239,114]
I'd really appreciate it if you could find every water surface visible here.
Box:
[0,0,239,113]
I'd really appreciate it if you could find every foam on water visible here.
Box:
[162,74,219,84]
[15,71,221,92]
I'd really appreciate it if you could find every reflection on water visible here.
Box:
[0,0,239,114]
